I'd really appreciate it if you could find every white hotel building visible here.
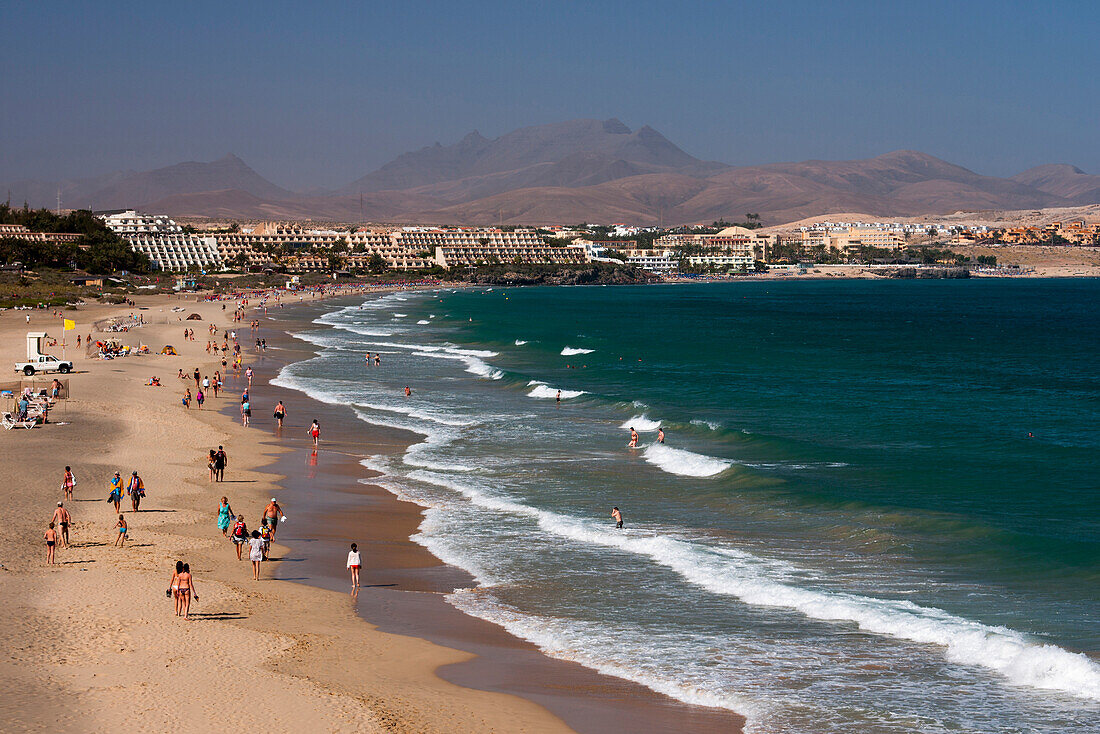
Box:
[101,210,222,271]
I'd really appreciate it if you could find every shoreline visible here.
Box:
[0,290,583,733]
[245,296,747,732]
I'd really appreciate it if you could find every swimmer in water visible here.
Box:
[404,386,411,397]
[628,427,639,448]
[657,427,665,444]
[612,507,623,529]
[556,390,561,404]
[365,351,371,364]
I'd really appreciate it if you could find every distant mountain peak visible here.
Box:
[602,118,631,134]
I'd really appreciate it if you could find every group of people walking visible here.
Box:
[43,466,147,563]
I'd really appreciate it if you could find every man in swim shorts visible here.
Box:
[263,498,283,539]
[612,507,624,529]
[52,502,72,548]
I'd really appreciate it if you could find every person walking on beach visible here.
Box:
[657,427,665,444]
[207,450,218,482]
[61,466,76,501]
[127,471,145,512]
[273,401,286,428]
[241,397,251,426]
[178,563,197,619]
[246,366,254,388]
[44,523,58,564]
[52,502,72,548]
[108,471,123,512]
[183,388,191,409]
[309,420,320,446]
[247,530,265,580]
[214,446,227,482]
[217,497,234,537]
[193,368,201,389]
[169,560,183,616]
[231,516,248,560]
[114,515,127,547]
[347,543,362,591]
[262,498,283,540]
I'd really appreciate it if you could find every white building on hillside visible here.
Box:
[101,210,222,271]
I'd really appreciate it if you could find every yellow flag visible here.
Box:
[64,319,75,331]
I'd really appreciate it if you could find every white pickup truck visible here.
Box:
[16,354,73,376]
[15,332,73,375]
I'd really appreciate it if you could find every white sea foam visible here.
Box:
[403,470,1100,703]
[393,313,408,318]
[642,443,732,477]
[621,415,661,431]
[354,401,477,428]
[528,384,585,399]
[690,419,722,431]
[412,351,504,380]
[417,319,430,325]
[444,590,757,717]
[561,346,595,356]
[514,340,528,346]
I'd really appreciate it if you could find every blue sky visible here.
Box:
[2,0,1097,189]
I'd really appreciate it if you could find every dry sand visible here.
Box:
[0,293,577,733]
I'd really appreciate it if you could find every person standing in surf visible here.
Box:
[657,427,665,444]
[612,507,624,529]
[628,427,639,448]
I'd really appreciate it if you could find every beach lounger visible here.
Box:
[3,412,37,429]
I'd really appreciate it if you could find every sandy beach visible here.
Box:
[0,288,744,733]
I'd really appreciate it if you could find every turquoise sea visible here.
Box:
[275,279,1100,733]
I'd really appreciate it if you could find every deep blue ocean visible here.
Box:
[275,279,1099,733]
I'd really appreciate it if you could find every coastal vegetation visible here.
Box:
[0,204,151,274]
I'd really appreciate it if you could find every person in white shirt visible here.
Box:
[347,543,362,591]
[247,530,265,581]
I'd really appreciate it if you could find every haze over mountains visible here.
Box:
[5,119,1098,225]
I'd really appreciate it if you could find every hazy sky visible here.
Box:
[3,0,1098,190]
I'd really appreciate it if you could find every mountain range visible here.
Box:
[4,119,1098,225]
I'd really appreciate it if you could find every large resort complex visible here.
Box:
[93,209,1100,275]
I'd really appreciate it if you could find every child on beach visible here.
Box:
[248,530,264,580]
[114,515,127,547]
[258,522,272,560]
[347,543,362,590]
[44,523,57,564]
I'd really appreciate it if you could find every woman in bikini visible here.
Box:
[177,563,197,620]
[309,420,320,447]
[62,466,76,501]
[169,560,183,616]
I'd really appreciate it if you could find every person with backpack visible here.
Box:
[231,516,248,560]
[127,471,145,512]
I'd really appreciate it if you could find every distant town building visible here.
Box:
[624,248,678,274]
[101,210,222,271]
[0,223,83,246]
